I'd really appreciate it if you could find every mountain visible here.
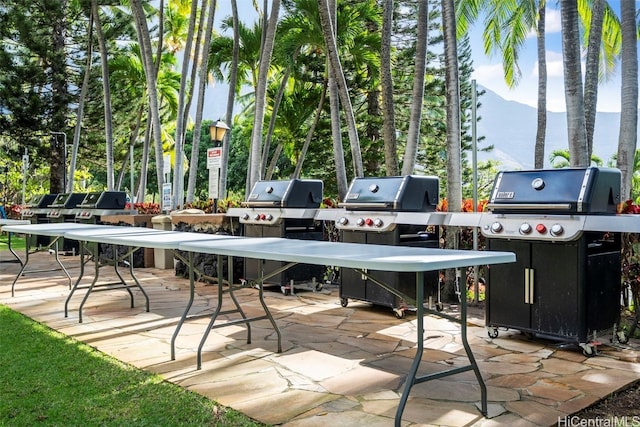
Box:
[475,86,626,170]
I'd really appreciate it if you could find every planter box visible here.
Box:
[99,214,156,268]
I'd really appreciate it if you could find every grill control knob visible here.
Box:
[241,213,250,220]
[364,218,374,226]
[337,217,348,225]
[490,222,503,233]
[265,214,273,221]
[253,213,261,221]
[550,223,564,237]
[536,224,547,234]
[373,218,384,228]
[356,218,365,226]
[519,223,532,235]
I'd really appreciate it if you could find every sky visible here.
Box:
[469,2,639,113]
[204,2,638,117]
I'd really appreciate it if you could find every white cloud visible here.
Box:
[545,51,564,78]
[545,8,562,33]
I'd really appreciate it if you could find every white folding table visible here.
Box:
[177,237,515,427]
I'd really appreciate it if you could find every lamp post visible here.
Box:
[207,120,230,212]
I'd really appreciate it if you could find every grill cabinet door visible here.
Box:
[531,242,581,339]
[486,239,532,329]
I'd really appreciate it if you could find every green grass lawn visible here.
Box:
[0,305,268,426]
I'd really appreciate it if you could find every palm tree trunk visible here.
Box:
[616,0,638,199]
[442,0,463,301]
[174,0,201,207]
[219,0,239,203]
[326,0,348,200]
[318,0,363,178]
[130,0,165,197]
[534,1,547,169]
[248,0,281,191]
[69,13,94,192]
[401,0,428,176]
[381,0,399,176]
[186,0,217,203]
[92,0,115,191]
[560,0,588,167]
[583,0,605,162]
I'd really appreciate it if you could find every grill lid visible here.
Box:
[78,191,128,209]
[243,179,323,208]
[487,167,620,214]
[48,192,87,209]
[340,175,439,212]
[25,194,58,208]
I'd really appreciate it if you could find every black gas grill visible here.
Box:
[46,193,87,253]
[227,179,325,290]
[75,191,134,223]
[480,167,627,354]
[321,175,441,317]
[21,194,58,247]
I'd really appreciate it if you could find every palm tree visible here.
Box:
[130,0,165,197]
[534,1,547,169]
[560,0,589,167]
[615,0,638,199]
[381,0,399,176]
[274,0,348,196]
[219,0,240,204]
[442,0,462,215]
[91,0,115,190]
[318,0,363,179]
[185,0,218,204]
[173,0,199,208]
[441,0,465,306]
[581,0,605,161]
[578,0,621,163]
[248,0,281,191]
[457,0,547,169]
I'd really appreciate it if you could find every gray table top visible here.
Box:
[178,237,515,272]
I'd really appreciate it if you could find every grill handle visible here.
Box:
[487,203,572,211]
[339,202,392,209]
[240,201,281,207]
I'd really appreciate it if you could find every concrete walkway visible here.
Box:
[1,249,639,426]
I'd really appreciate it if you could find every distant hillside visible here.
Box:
[475,86,625,170]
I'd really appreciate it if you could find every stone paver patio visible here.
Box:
[1,249,639,426]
